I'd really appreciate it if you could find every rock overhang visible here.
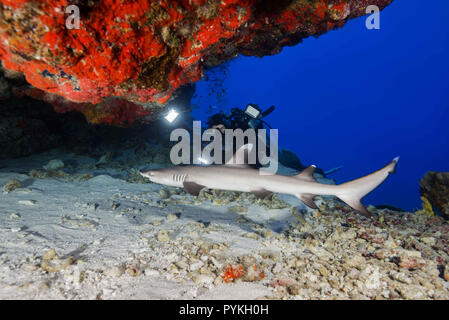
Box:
[0,0,393,125]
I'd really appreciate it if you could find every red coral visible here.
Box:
[221,264,245,283]
[0,0,393,125]
[315,2,328,20]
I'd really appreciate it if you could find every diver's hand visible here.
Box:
[211,124,226,134]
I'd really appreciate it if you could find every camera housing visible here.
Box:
[244,104,262,119]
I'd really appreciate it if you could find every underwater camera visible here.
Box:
[244,103,275,130]
[244,103,275,120]
[244,103,262,119]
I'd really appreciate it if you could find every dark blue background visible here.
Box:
[192,0,449,211]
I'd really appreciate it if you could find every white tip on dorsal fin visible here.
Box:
[225,144,254,166]
[294,165,317,182]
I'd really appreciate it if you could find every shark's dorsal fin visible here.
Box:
[183,181,205,196]
[225,144,253,167]
[298,193,318,209]
[294,165,317,182]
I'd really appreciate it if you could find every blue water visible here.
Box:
[192,0,449,211]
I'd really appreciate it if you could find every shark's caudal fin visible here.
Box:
[336,157,400,217]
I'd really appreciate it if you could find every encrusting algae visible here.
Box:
[416,196,435,218]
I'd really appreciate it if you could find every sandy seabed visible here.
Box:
[0,150,448,300]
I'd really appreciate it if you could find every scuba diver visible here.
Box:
[204,103,343,181]
[161,101,341,180]
[206,103,274,167]
[207,103,274,132]
[205,103,309,171]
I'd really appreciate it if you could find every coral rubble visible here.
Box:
[0,0,393,125]
[420,171,449,218]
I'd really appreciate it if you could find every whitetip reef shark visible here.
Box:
[141,145,399,217]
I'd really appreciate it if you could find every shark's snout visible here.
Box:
[140,171,154,179]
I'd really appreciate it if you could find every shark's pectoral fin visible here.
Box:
[338,196,372,217]
[298,193,318,209]
[251,189,274,200]
[353,203,372,217]
[183,181,206,196]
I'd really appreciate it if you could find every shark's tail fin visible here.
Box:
[336,157,399,216]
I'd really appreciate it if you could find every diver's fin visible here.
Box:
[324,166,343,175]
[297,193,318,209]
[183,181,206,196]
[336,157,400,217]
[225,144,254,167]
[251,189,274,200]
[294,165,317,182]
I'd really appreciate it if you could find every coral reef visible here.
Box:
[0,0,393,125]
[4,76,195,126]
[1,166,448,299]
[420,171,449,218]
